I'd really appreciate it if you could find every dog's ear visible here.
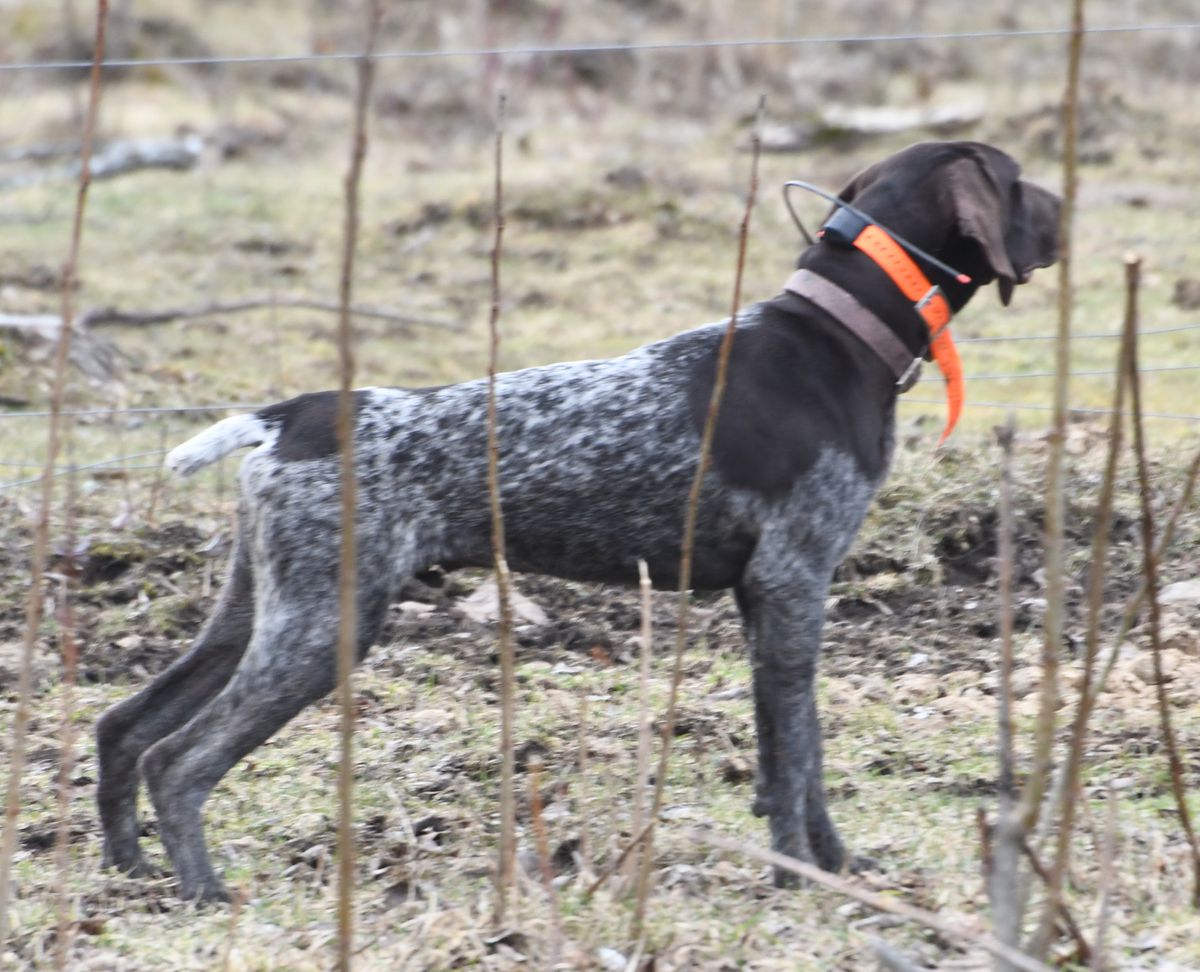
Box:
[834,159,887,205]
[944,149,1061,305]
[942,153,1020,304]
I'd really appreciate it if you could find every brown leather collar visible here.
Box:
[783,269,921,391]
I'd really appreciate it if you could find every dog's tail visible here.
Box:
[165,413,272,477]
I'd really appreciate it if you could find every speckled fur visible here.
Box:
[96,141,1060,902]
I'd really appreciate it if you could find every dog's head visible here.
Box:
[835,141,1060,305]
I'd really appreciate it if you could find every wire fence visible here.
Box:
[0,20,1196,491]
[2,384,1198,493]
[1,21,1198,74]
[2,335,1198,492]
[1,11,1196,498]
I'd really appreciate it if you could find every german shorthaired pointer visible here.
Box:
[96,141,1059,902]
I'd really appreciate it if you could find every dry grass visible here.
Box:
[2,440,1199,970]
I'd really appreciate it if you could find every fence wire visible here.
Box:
[917,362,1200,382]
[2,17,1198,495]
[957,322,1200,344]
[901,399,1200,422]
[0,450,168,491]
[1,21,1198,74]
[2,383,1198,492]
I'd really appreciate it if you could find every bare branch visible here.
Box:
[995,419,1018,800]
[80,299,458,332]
[576,691,591,874]
[989,417,1023,962]
[583,820,655,901]
[629,558,654,878]
[1123,254,1200,909]
[0,135,202,191]
[1089,449,1200,705]
[1039,445,1200,856]
[334,3,384,968]
[219,887,248,972]
[0,0,109,943]
[1,302,455,334]
[1091,787,1118,971]
[528,757,563,963]
[52,466,81,971]
[691,830,1054,972]
[1019,838,1091,964]
[1017,0,1086,845]
[632,95,765,936]
[1030,249,1133,955]
[485,93,517,927]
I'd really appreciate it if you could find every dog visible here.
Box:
[96,141,1059,902]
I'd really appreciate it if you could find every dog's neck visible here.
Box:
[793,239,983,359]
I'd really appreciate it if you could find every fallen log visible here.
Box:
[79,298,461,334]
[0,314,123,382]
[0,135,203,191]
[754,101,984,153]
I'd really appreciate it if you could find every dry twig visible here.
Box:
[1038,444,1200,857]
[528,758,563,963]
[1031,250,1133,954]
[1123,254,1200,909]
[0,0,108,944]
[219,887,247,972]
[629,558,654,878]
[577,691,591,873]
[584,821,656,900]
[1016,4,1087,964]
[1088,449,1200,705]
[485,93,517,927]
[143,425,169,525]
[334,3,384,968]
[1019,839,1090,964]
[692,830,1053,972]
[0,134,202,190]
[1091,788,1117,971]
[1018,0,1086,845]
[995,420,1018,802]
[52,464,81,972]
[988,418,1023,960]
[632,95,765,936]
[80,298,456,332]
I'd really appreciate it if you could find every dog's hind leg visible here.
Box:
[737,556,844,887]
[96,534,255,877]
[137,554,394,903]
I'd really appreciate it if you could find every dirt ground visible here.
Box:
[2,1,1200,970]
[2,441,1199,970]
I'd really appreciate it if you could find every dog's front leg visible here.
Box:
[737,573,844,886]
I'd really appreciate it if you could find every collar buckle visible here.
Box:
[896,356,923,391]
[915,284,944,313]
[915,284,952,342]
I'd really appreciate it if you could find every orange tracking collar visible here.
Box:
[820,218,965,444]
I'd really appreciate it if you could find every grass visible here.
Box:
[4,438,1198,969]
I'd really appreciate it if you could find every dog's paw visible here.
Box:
[178,879,233,906]
[101,850,164,880]
[847,853,882,875]
[121,859,166,880]
[772,865,803,890]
